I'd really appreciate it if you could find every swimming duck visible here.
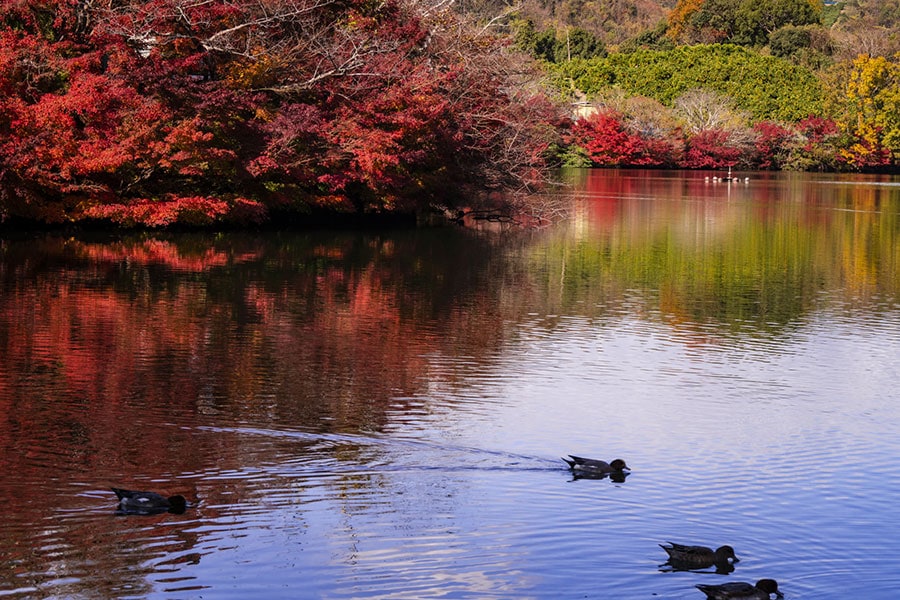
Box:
[562,455,629,475]
[111,487,188,515]
[695,579,783,599]
[660,541,739,571]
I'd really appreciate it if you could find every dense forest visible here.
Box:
[1,0,899,227]
[519,0,900,171]
[0,0,560,227]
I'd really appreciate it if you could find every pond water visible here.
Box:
[1,169,899,599]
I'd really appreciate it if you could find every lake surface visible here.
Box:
[1,169,899,599]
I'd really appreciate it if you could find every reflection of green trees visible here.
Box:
[526,171,900,336]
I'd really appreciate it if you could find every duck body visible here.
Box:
[695,579,782,599]
[562,455,629,476]
[111,487,188,515]
[660,541,738,571]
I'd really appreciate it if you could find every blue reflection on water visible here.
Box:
[7,309,900,599]
[113,308,900,599]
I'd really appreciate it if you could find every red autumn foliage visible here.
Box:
[843,137,893,169]
[794,116,891,170]
[789,116,850,171]
[0,0,562,227]
[566,110,897,173]
[753,121,796,170]
[678,130,742,169]
[568,110,668,166]
[796,116,840,145]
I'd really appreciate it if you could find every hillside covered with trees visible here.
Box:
[1,0,900,228]
[529,0,900,171]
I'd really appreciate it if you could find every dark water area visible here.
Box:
[1,169,899,598]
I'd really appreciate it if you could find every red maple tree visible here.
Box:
[567,110,671,167]
[0,0,562,226]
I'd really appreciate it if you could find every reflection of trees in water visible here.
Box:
[0,173,898,594]
[1,178,898,434]
[0,230,516,597]
[0,230,513,425]
[544,170,900,339]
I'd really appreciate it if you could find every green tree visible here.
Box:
[669,0,821,46]
[769,25,813,57]
[512,19,606,63]
[735,0,820,46]
[552,45,824,121]
[555,28,607,62]
[619,21,675,53]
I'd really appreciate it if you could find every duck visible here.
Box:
[562,455,629,476]
[111,487,188,515]
[695,579,783,599]
[660,541,739,572]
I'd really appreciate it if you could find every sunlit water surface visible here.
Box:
[1,170,899,598]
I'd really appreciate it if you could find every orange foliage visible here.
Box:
[667,0,705,42]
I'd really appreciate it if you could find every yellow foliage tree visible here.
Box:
[225,52,283,89]
[844,53,900,159]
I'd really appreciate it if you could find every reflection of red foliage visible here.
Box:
[0,233,505,443]
[0,235,466,545]
[77,239,262,271]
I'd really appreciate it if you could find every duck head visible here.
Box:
[167,495,188,514]
[609,459,629,471]
[756,579,782,598]
[715,545,739,563]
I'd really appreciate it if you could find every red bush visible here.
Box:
[568,111,670,167]
[753,121,795,170]
[678,130,742,169]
